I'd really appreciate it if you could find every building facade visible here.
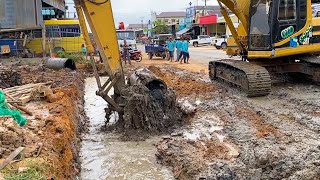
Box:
[0,0,66,30]
[183,5,238,39]
[0,0,43,29]
[156,12,186,26]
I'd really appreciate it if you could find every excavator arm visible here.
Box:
[216,0,251,55]
[72,0,180,130]
[74,0,125,112]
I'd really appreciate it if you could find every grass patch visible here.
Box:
[1,159,48,180]
[56,52,86,63]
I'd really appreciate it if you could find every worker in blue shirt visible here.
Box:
[167,37,175,62]
[181,38,190,64]
[175,37,183,62]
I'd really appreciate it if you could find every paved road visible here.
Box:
[188,46,231,63]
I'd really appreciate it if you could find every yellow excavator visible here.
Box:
[73,0,179,129]
[210,0,320,96]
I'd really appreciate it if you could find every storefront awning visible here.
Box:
[199,14,218,25]
[176,28,190,36]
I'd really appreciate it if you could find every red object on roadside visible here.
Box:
[119,22,125,30]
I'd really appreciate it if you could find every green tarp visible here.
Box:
[0,90,27,126]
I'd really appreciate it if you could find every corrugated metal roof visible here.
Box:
[127,24,148,29]
[157,12,186,18]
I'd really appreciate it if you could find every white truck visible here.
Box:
[212,35,228,49]
[189,35,213,47]
[116,30,137,48]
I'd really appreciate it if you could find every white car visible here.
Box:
[189,35,213,47]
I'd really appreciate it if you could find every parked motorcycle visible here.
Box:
[120,47,142,62]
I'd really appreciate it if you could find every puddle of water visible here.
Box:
[80,77,174,180]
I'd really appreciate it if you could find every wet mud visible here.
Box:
[152,66,320,179]
[80,77,174,179]
[121,68,182,133]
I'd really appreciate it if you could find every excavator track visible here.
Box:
[299,56,320,83]
[209,60,271,97]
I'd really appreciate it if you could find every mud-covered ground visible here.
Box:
[1,54,319,179]
[142,65,320,179]
[0,64,86,179]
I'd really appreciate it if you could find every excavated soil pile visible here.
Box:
[156,82,320,179]
[148,66,216,97]
[157,137,235,179]
[119,68,182,135]
[0,64,85,179]
[0,69,22,88]
[15,65,83,88]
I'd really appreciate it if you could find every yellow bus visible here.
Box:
[26,19,85,54]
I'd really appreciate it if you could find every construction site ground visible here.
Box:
[0,46,319,179]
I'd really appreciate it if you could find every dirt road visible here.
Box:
[130,47,320,179]
[137,45,234,74]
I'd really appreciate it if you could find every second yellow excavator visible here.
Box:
[210,0,320,96]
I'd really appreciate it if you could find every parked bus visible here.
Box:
[26,19,85,54]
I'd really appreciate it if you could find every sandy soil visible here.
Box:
[0,65,86,179]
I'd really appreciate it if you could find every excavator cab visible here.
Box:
[248,0,308,51]
[245,0,320,58]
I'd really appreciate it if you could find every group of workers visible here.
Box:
[166,37,190,64]
[121,36,190,65]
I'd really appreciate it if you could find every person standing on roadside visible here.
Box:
[123,40,131,65]
[175,37,183,62]
[181,37,190,64]
[167,37,175,62]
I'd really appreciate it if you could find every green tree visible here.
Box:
[153,20,169,34]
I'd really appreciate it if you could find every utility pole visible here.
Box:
[140,17,144,29]
[140,17,144,36]
[204,0,207,14]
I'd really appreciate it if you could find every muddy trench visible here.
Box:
[80,77,174,179]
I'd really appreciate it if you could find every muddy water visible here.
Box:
[80,77,174,180]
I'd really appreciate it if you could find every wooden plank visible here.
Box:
[0,147,25,170]
[10,103,33,116]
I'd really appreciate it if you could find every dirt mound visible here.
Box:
[157,137,235,179]
[148,66,216,97]
[44,86,83,179]
[0,117,25,159]
[235,107,282,138]
[0,69,22,88]
[1,64,85,179]
[15,65,84,88]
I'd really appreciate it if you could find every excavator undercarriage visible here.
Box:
[209,57,320,97]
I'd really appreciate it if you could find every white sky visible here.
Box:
[65,0,218,25]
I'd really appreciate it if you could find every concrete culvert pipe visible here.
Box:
[129,68,168,101]
[129,68,167,90]
[46,58,77,70]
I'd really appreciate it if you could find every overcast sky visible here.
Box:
[65,0,218,25]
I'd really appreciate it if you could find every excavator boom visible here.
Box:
[74,0,125,112]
